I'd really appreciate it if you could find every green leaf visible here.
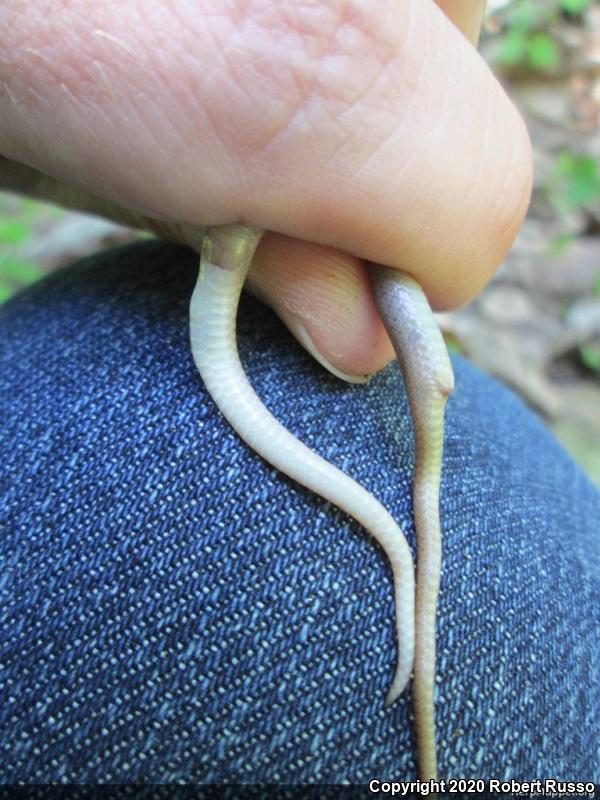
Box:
[546,232,575,256]
[0,283,14,304]
[567,160,600,208]
[567,158,600,207]
[0,219,30,244]
[527,32,561,70]
[556,150,577,172]
[497,28,529,65]
[580,344,600,373]
[561,0,591,13]
[0,256,43,284]
[509,1,542,31]
[548,153,600,211]
[594,271,600,299]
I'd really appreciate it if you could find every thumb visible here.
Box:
[247,0,530,379]
[1,1,529,383]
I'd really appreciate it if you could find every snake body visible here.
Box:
[189,223,453,780]
[370,266,454,780]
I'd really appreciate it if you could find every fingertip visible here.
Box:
[247,234,395,380]
[280,314,371,384]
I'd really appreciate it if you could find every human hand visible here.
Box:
[0,0,531,380]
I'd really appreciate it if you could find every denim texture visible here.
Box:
[0,240,599,784]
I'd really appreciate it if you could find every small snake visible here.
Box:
[189,223,454,780]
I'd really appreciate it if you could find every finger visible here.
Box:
[250,0,500,377]
[0,156,154,231]
[243,0,530,312]
[0,155,388,379]
[0,156,211,247]
[1,0,531,377]
[247,235,394,382]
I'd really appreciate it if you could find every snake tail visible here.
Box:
[370,264,454,782]
[189,224,417,702]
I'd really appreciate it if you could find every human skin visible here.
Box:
[0,0,531,379]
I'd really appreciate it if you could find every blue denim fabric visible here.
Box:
[0,240,599,785]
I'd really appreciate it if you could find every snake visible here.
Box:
[189,223,454,781]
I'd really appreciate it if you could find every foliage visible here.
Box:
[0,196,53,303]
[580,343,600,373]
[491,0,592,72]
[545,232,575,256]
[546,152,600,213]
[559,0,592,12]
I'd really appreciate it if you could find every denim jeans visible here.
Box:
[1,241,598,785]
